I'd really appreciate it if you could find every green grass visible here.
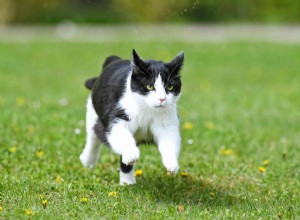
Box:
[0,39,300,219]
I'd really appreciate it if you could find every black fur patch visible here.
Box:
[120,156,134,173]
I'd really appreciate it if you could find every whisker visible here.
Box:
[168,75,181,83]
[171,103,192,118]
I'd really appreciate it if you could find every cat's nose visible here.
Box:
[159,98,165,103]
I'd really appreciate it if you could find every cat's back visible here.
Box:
[92,57,131,123]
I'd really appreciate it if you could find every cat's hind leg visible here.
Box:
[120,156,136,185]
[80,95,102,169]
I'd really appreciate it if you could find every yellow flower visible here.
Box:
[39,194,44,200]
[219,149,235,156]
[259,167,266,173]
[16,96,26,106]
[0,206,3,212]
[36,150,44,159]
[183,122,193,130]
[210,192,215,199]
[80,197,88,203]
[25,209,35,216]
[180,171,189,177]
[263,160,269,166]
[205,122,215,129]
[42,200,48,209]
[28,125,35,135]
[55,175,64,183]
[108,191,117,197]
[8,147,17,153]
[134,169,143,177]
[177,205,185,212]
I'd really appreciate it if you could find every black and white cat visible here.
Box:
[80,49,184,185]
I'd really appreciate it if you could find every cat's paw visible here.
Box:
[122,147,140,165]
[120,170,136,185]
[80,152,99,169]
[163,158,179,174]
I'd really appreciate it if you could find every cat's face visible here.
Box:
[130,49,184,108]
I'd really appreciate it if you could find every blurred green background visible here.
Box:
[1,0,300,25]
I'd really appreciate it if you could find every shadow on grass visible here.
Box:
[129,174,252,209]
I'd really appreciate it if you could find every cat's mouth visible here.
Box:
[154,103,166,108]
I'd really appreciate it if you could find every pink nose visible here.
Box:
[159,98,165,103]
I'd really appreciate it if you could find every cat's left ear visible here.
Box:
[132,49,148,72]
[165,51,184,74]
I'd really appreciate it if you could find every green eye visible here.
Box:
[146,84,154,91]
[167,85,174,90]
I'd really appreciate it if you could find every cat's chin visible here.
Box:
[153,104,169,109]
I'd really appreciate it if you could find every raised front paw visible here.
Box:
[163,158,179,174]
[80,152,99,169]
[122,147,140,165]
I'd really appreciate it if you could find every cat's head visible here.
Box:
[130,49,184,108]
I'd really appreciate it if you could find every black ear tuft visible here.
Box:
[166,51,184,74]
[132,49,148,72]
[132,49,143,66]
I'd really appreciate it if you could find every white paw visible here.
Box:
[120,170,136,185]
[163,158,179,174]
[122,147,140,165]
[120,179,136,185]
[80,151,99,169]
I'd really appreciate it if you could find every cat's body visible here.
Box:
[80,50,184,185]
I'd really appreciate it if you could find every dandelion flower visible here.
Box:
[80,197,88,203]
[8,147,17,153]
[36,150,44,159]
[259,167,266,173]
[180,171,189,177]
[0,206,3,212]
[134,169,143,177]
[74,128,81,135]
[187,139,193,145]
[25,209,35,216]
[263,160,269,166]
[28,125,35,135]
[42,200,48,209]
[177,205,185,212]
[16,96,25,106]
[219,149,234,156]
[183,122,193,130]
[108,191,117,197]
[205,122,215,129]
[55,175,64,183]
[59,98,68,106]
[39,194,44,200]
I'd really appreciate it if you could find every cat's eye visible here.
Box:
[167,85,174,91]
[146,84,154,91]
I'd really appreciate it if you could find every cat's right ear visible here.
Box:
[132,49,148,73]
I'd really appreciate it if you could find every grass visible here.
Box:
[0,38,300,219]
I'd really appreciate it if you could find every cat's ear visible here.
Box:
[132,49,148,73]
[165,51,184,75]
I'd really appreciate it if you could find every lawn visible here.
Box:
[0,38,300,219]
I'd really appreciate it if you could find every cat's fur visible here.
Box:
[80,49,184,185]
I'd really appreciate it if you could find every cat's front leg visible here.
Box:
[153,125,181,174]
[107,121,139,185]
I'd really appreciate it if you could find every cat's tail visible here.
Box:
[85,77,97,90]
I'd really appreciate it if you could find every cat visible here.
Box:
[80,49,184,185]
